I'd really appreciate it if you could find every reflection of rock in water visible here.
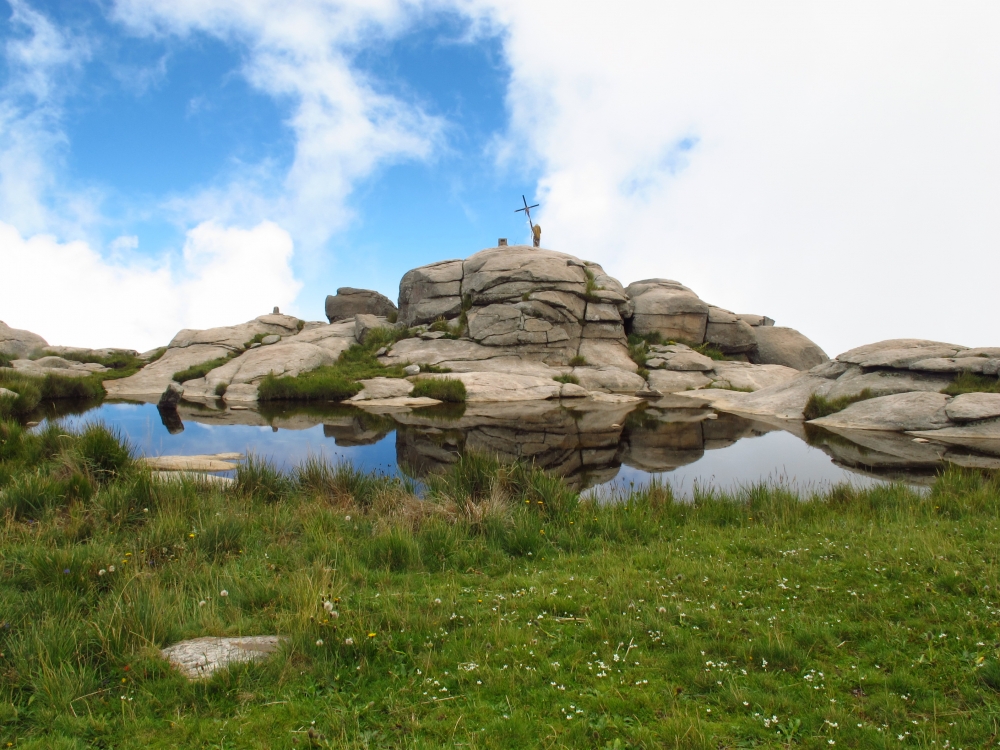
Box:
[804,423,1000,484]
[393,401,635,490]
[622,409,770,473]
[323,413,395,446]
[156,405,185,434]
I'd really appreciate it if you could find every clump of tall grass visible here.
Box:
[803,388,876,420]
[942,371,1000,395]
[234,453,292,502]
[172,353,236,383]
[411,378,466,403]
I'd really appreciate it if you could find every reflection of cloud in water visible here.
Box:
[595,430,888,501]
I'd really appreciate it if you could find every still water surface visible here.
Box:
[37,397,946,497]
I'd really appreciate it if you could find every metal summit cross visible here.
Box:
[515,195,541,247]
[515,195,539,229]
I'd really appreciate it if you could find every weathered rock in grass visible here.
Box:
[809,392,952,432]
[944,393,1000,423]
[0,321,47,358]
[11,356,108,377]
[750,326,828,371]
[161,636,286,680]
[140,455,240,471]
[325,287,397,323]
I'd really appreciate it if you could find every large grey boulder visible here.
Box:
[325,287,397,323]
[704,307,757,354]
[810,392,952,432]
[750,326,828,371]
[945,393,1000,423]
[399,246,633,369]
[836,339,966,369]
[625,279,708,343]
[0,321,47,358]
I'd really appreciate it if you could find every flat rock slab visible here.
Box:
[945,392,1000,423]
[141,454,242,472]
[709,361,799,391]
[12,357,108,377]
[152,471,235,486]
[353,396,441,410]
[909,419,1000,456]
[349,377,413,401]
[162,636,287,680]
[647,369,713,393]
[810,392,952,432]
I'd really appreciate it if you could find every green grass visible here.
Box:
[804,388,876,420]
[410,378,467,403]
[942,371,1000,395]
[552,374,579,385]
[0,352,13,368]
[259,333,411,403]
[0,370,105,419]
[172,353,237,383]
[568,355,587,367]
[3,422,1000,748]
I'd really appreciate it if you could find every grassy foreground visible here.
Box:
[2,422,1000,748]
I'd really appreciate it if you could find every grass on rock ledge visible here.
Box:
[803,388,877,420]
[2,419,1000,748]
[258,327,410,403]
[411,377,467,403]
[942,371,1000,396]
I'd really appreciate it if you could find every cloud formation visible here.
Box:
[481,1,1000,354]
[112,0,445,248]
[0,220,301,351]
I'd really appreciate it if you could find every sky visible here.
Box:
[1,1,998,356]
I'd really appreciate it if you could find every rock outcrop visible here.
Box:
[0,321,47,358]
[325,287,397,323]
[680,338,1000,454]
[105,314,306,401]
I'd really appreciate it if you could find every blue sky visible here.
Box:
[2,1,999,353]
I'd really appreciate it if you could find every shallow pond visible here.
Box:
[29,393,980,497]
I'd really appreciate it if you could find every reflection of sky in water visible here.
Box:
[593,429,887,500]
[52,404,398,476]
[51,403,894,495]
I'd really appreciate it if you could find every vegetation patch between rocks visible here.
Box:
[411,377,467,403]
[2,419,1000,748]
[942,372,1000,396]
[803,388,876,420]
[0,370,105,419]
[258,330,411,403]
[553,373,580,385]
[172,353,238,384]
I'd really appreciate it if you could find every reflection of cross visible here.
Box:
[515,195,539,231]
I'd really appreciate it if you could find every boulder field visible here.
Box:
[90,245,821,407]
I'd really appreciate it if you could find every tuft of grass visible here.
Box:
[145,347,167,363]
[172,354,236,383]
[804,387,876,420]
[553,374,579,385]
[0,352,13,368]
[214,383,228,397]
[709,382,754,392]
[234,453,291,502]
[386,310,398,324]
[411,378,467,403]
[693,342,727,361]
[942,371,1000,395]
[637,367,650,380]
[582,267,605,301]
[428,317,464,339]
[568,355,587,367]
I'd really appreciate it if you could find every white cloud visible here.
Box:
[478,1,1000,355]
[0,220,301,351]
[111,0,445,249]
[0,0,94,237]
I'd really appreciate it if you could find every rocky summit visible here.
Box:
[3,243,997,461]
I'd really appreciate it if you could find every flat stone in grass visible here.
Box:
[140,454,242,472]
[162,636,287,680]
